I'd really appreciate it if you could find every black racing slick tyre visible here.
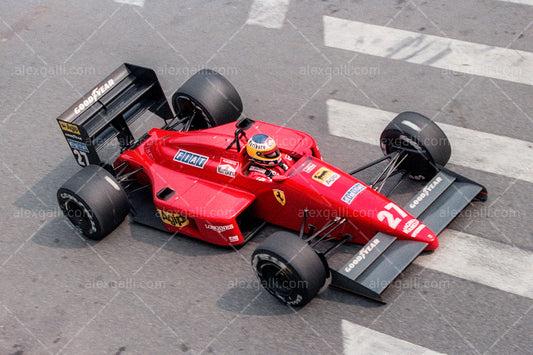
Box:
[172,69,243,129]
[57,165,130,240]
[251,232,328,307]
[380,112,451,180]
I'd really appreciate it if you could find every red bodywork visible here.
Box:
[117,120,439,250]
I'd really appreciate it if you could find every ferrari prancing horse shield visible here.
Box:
[273,189,286,206]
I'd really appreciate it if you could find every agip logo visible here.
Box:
[157,209,189,228]
[58,120,81,135]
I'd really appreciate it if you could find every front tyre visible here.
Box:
[380,112,451,180]
[251,232,328,307]
[57,165,129,240]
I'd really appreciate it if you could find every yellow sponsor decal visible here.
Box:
[312,167,340,187]
[59,121,81,135]
[157,209,189,227]
[313,167,332,183]
[273,189,286,206]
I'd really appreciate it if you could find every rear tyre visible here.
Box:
[380,112,451,180]
[172,69,242,129]
[57,165,130,240]
[251,231,328,307]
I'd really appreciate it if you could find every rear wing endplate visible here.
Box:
[331,169,487,301]
[56,63,174,167]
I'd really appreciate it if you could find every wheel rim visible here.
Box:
[175,96,212,128]
[258,262,295,299]
[65,200,92,231]
[58,192,96,235]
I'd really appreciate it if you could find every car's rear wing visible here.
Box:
[56,63,174,167]
[330,168,487,301]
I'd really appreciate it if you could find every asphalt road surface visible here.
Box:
[0,0,532,354]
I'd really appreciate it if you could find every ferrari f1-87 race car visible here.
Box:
[56,63,487,306]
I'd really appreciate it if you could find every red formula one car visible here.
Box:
[56,64,486,306]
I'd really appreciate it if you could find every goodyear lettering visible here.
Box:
[344,238,381,273]
[63,132,83,140]
[341,183,366,204]
[157,209,189,227]
[409,176,443,209]
[73,79,115,115]
[173,149,208,168]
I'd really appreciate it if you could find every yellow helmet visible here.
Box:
[246,134,281,167]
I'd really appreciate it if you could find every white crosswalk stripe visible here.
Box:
[114,0,144,7]
[246,0,290,29]
[342,320,445,355]
[324,16,533,86]
[327,99,533,183]
[498,0,533,5]
[414,230,533,299]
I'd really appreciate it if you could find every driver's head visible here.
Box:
[246,134,281,167]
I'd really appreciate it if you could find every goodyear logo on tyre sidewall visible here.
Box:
[157,209,189,228]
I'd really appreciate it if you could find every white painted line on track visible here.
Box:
[327,99,533,183]
[498,0,533,5]
[114,0,145,7]
[246,0,290,29]
[414,230,533,299]
[323,16,533,86]
[342,320,445,355]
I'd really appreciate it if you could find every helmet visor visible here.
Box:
[264,149,280,159]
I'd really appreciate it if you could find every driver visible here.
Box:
[246,134,294,180]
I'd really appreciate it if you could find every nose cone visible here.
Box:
[400,218,439,249]
[425,231,439,250]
